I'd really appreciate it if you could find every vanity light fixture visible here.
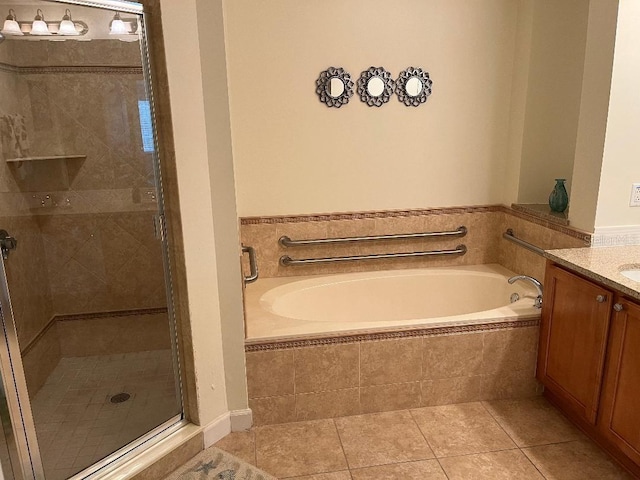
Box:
[109,12,129,35]
[30,9,50,35]
[1,9,23,36]
[58,9,79,36]
[0,32,4,44]
[0,8,88,38]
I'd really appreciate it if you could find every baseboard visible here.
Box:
[202,408,253,448]
[203,412,231,448]
[230,408,253,432]
[592,225,640,246]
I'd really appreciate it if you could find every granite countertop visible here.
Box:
[544,246,640,301]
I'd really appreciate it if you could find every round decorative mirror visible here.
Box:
[357,67,394,107]
[405,77,423,97]
[367,77,385,96]
[328,77,345,98]
[316,67,354,108]
[395,67,433,107]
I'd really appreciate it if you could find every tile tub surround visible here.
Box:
[241,205,587,426]
[211,397,632,479]
[245,325,542,426]
[239,205,590,281]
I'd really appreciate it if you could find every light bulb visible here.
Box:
[1,9,23,36]
[109,12,128,35]
[58,9,78,35]
[30,9,50,35]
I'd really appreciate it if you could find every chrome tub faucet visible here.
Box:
[508,275,543,309]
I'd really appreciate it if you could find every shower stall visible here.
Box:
[0,0,183,478]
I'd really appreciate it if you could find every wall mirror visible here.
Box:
[316,67,354,108]
[395,67,433,107]
[357,67,394,107]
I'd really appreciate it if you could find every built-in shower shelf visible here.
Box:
[6,155,86,163]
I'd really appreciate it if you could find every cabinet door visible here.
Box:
[599,298,640,463]
[538,263,613,424]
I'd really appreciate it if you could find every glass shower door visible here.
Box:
[0,0,183,478]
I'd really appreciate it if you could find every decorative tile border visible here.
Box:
[239,204,591,242]
[21,307,168,355]
[240,205,503,225]
[56,307,168,322]
[245,317,540,352]
[0,62,142,75]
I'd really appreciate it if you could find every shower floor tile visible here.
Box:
[30,350,180,480]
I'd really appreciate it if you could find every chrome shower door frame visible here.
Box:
[0,0,186,478]
[0,257,44,480]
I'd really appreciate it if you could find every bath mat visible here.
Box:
[165,446,277,480]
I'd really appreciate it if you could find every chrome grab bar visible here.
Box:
[503,229,544,256]
[242,245,259,283]
[280,245,467,266]
[279,226,466,247]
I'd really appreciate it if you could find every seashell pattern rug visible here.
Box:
[165,446,277,480]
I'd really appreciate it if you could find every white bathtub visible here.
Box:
[244,264,541,343]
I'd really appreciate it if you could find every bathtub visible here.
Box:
[244,264,541,343]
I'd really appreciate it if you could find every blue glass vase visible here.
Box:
[549,178,569,213]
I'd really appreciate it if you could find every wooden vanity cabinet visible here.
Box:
[538,262,614,424]
[599,298,640,465]
[539,260,640,477]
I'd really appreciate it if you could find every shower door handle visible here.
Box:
[0,230,17,260]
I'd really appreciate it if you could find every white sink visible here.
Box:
[621,269,640,282]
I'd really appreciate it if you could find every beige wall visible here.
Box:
[595,0,640,229]
[195,0,249,413]
[502,0,534,207]
[516,0,589,204]
[160,0,248,425]
[569,0,619,231]
[225,0,520,217]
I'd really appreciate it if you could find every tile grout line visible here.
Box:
[407,408,448,478]
[357,342,362,416]
[518,446,550,480]
[419,336,425,407]
[478,400,558,479]
[292,348,298,422]
[252,429,257,470]
[479,400,520,449]
[331,417,353,476]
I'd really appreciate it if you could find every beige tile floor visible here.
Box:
[214,397,634,479]
[31,350,180,480]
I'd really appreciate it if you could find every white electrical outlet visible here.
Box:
[631,183,640,207]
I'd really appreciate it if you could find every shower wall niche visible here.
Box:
[0,38,170,396]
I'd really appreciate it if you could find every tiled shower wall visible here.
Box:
[0,41,54,348]
[0,40,167,395]
[11,40,165,315]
